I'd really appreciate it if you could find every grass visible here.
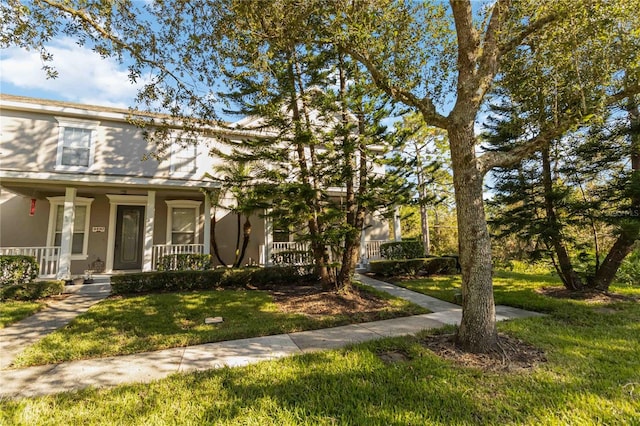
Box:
[11,284,427,367]
[0,300,45,328]
[2,271,639,424]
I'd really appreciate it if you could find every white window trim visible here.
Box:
[46,196,94,260]
[55,117,100,172]
[165,200,201,244]
[169,137,198,177]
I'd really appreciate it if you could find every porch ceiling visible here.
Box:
[1,181,209,200]
[0,173,217,200]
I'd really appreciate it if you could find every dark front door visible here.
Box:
[114,205,145,270]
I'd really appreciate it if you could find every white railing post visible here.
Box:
[359,226,367,265]
[203,196,211,255]
[393,205,402,242]
[57,187,76,280]
[264,209,273,266]
[143,190,156,272]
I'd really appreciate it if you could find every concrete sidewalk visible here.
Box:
[0,281,111,370]
[0,275,543,399]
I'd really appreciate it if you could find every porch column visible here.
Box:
[264,209,273,266]
[393,205,402,242]
[142,190,155,271]
[57,187,76,280]
[203,196,211,255]
[359,224,367,266]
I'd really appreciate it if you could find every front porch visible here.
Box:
[1,239,392,279]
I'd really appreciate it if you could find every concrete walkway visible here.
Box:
[0,275,543,399]
[0,281,111,370]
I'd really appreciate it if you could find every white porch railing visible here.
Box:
[363,240,389,263]
[0,246,61,278]
[151,244,205,270]
[272,241,310,253]
[259,241,311,265]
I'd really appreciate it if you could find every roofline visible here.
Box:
[0,94,388,149]
[0,93,263,138]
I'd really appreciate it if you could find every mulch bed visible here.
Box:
[269,284,388,316]
[419,333,547,372]
[536,287,638,303]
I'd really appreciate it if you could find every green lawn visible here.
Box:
[11,284,427,367]
[2,272,638,424]
[0,300,45,328]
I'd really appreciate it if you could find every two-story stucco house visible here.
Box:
[0,94,397,279]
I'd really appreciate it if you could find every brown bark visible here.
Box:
[210,216,227,266]
[336,55,358,292]
[448,123,498,353]
[233,217,252,268]
[541,148,584,291]
[286,57,332,287]
[591,99,640,290]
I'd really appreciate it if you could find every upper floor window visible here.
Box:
[55,118,99,170]
[170,139,197,175]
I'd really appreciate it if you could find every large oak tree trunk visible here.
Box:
[448,123,498,353]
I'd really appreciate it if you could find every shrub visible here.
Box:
[616,247,640,286]
[249,265,318,288]
[0,280,65,301]
[380,241,425,260]
[111,269,227,294]
[369,257,458,277]
[0,255,39,286]
[157,254,212,271]
[271,250,312,266]
[423,256,457,275]
[110,266,319,295]
[370,259,427,277]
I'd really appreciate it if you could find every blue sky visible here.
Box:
[1,37,145,108]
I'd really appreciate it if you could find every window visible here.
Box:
[61,128,92,167]
[172,208,196,244]
[55,118,99,170]
[170,139,197,175]
[165,200,201,245]
[47,197,94,259]
[273,219,291,243]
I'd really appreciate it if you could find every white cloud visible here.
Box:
[0,37,146,108]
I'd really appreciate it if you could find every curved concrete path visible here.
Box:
[0,282,111,370]
[0,275,543,399]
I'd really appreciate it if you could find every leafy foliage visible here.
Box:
[110,266,318,295]
[380,241,425,260]
[157,254,213,271]
[0,280,64,301]
[616,246,640,286]
[0,255,39,286]
[369,257,457,277]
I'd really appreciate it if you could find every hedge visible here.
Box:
[271,250,312,266]
[157,254,213,271]
[0,255,39,286]
[380,241,425,260]
[0,280,65,301]
[369,256,457,277]
[111,266,318,295]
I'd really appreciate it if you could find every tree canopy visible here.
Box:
[3,0,639,352]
